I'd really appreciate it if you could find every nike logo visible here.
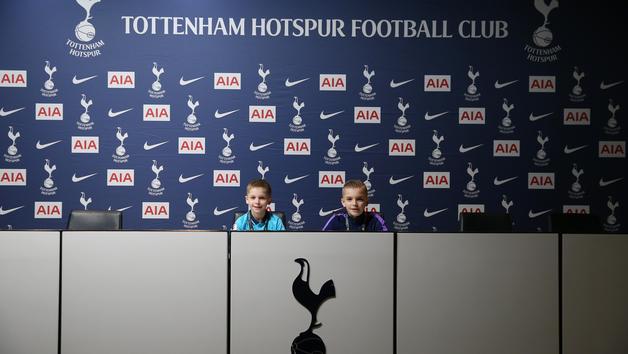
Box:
[0,107,25,117]
[529,112,553,121]
[528,209,552,219]
[72,173,97,183]
[109,206,133,212]
[36,140,62,149]
[284,174,309,184]
[213,206,238,216]
[424,111,448,120]
[285,77,310,87]
[389,175,413,185]
[214,109,239,119]
[423,208,447,218]
[459,144,483,153]
[0,205,24,215]
[390,79,414,88]
[354,143,379,152]
[599,177,623,187]
[179,173,204,183]
[493,176,518,186]
[320,110,344,120]
[108,108,133,118]
[143,141,168,150]
[319,207,343,217]
[179,76,205,86]
[494,79,518,89]
[72,75,97,85]
[563,145,588,154]
[600,80,624,90]
[249,142,274,151]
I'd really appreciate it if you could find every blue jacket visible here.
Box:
[322,212,388,231]
[234,212,285,231]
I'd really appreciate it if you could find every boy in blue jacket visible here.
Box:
[322,179,387,231]
[233,179,285,231]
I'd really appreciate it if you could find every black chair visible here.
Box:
[233,211,287,229]
[67,210,123,230]
[460,212,512,232]
[548,213,602,233]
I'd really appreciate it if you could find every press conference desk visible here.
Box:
[1,231,627,354]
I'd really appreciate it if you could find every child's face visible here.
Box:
[245,187,271,215]
[341,187,368,218]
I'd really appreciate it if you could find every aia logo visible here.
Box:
[365,204,380,213]
[389,139,415,156]
[35,103,64,121]
[178,137,205,154]
[599,141,626,158]
[249,105,276,123]
[354,107,381,124]
[458,107,485,124]
[213,170,240,187]
[0,70,27,87]
[423,172,451,189]
[214,73,241,90]
[142,202,170,219]
[284,138,311,155]
[457,204,485,221]
[34,201,62,219]
[71,136,99,153]
[0,169,26,186]
[493,140,520,157]
[320,74,346,91]
[143,104,171,122]
[107,71,135,88]
[107,169,135,186]
[424,75,451,92]
[528,172,555,189]
[318,171,345,188]
[528,76,556,93]
[563,108,590,125]
[563,205,590,214]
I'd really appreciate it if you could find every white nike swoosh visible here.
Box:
[459,144,483,153]
[354,143,379,152]
[529,112,553,121]
[563,145,588,154]
[214,109,239,118]
[600,81,624,90]
[36,140,62,149]
[179,76,205,86]
[179,174,204,183]
[424,111,448,120]
[320,110,344,120]
[108,108,133,118]
[493,176,518,186]
[213,206,238,216]
[285,77,310,87]
[72,75,97,85]
[249,142,274,151]
[143,141,168,150]
[389,175,414,185]
[285,175,309,184]
[528,209,552,218]
[424,208,447,218]
[115,206,133,212]
[72,173,97,183]
[599,177,624,187]
[494,80,518,89]
[319,207,343,217]
[0,205,24,215]
[0,107,26,117]
[390,79,415,88]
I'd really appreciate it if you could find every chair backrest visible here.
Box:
[460,212,512,232]
[233,211,287,229]
[548,213,602,233]
[67,210,122,230]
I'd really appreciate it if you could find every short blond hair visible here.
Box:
[342,179,368,197]
[246,179,272,196]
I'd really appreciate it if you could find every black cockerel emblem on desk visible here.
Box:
[291,258,336,354]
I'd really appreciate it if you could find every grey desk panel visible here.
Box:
[397,233,558,354]
[563,234,628,354]
[0,231,59,354]
[61,231,227,354]
[231,232,394,354]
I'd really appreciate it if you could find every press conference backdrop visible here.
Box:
[0,0,626,232]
